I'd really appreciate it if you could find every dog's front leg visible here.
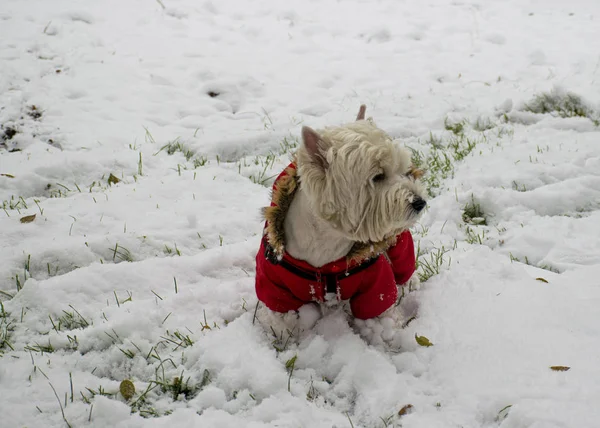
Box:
[354,306,406,350]
[254,303,322,345]
[402,272,421,292]
[353,281,421,351]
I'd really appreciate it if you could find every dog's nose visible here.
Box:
[411,197,426,212]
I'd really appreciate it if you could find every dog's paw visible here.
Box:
[353,307,405,351]
[254,303,321,345]
[255,304,298,336]
[400,272,421,293]
[354,317,386,347]
[297,303,322,331]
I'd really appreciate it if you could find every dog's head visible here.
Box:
[296,105,426,243]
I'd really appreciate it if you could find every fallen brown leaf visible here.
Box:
[415,334,433,347]
[108,173,121,185]
[20,214,36,223]
[119,379,135,400]
[398,404,413,416]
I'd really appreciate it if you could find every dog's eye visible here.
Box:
[372,173,386,183]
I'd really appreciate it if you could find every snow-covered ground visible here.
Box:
[1,0,600,426]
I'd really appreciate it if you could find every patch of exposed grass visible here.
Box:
[237,151,280,187]
[127,365,207,418]
[82,385,117,401]
[249,154,278,186]
[2,177,110,211]
[410,131,481,197]
[157,139,194,160]
[306,377,320,402]
[111,243,133,262]
[424,131,443,148]
[0,302,15,356]
[163,243,181,257]
[285,355,297,392]
[192,155,208,168]
[24,341,55,354]
[49,305,91,332]
[278,134,299,156]
[522,90,597,122]
[472,116,496,132]
[269,323,297,353]
[465,226,487,245]
[155,138,209,169]
[159,330,194,351]
[444,117,466,136]
[156,370,199,400]
[76,330,209,417]
[1,195,30,213]
[415,242,451,282]
[447,135,478,162]
[512,180,527,192]
[409,147,451,198]
[462,195,487,225]
[509,253,560,273]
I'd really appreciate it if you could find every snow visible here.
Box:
[1,0,600,427]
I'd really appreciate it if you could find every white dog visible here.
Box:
[255,105,426,349]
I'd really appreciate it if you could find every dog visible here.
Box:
[254,105,426,349]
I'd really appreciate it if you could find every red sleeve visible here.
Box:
[349,257,398,320]
[255,242,304,313]
[386,230,416,286]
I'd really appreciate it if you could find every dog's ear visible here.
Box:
[356,104,366,121]
[301,126,328,169]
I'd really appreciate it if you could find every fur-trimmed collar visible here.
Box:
[262,161,399,265]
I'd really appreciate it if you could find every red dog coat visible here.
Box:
[255,163,416,320]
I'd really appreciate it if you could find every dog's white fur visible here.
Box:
[258,107,426,349]
[286,119,424,267]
